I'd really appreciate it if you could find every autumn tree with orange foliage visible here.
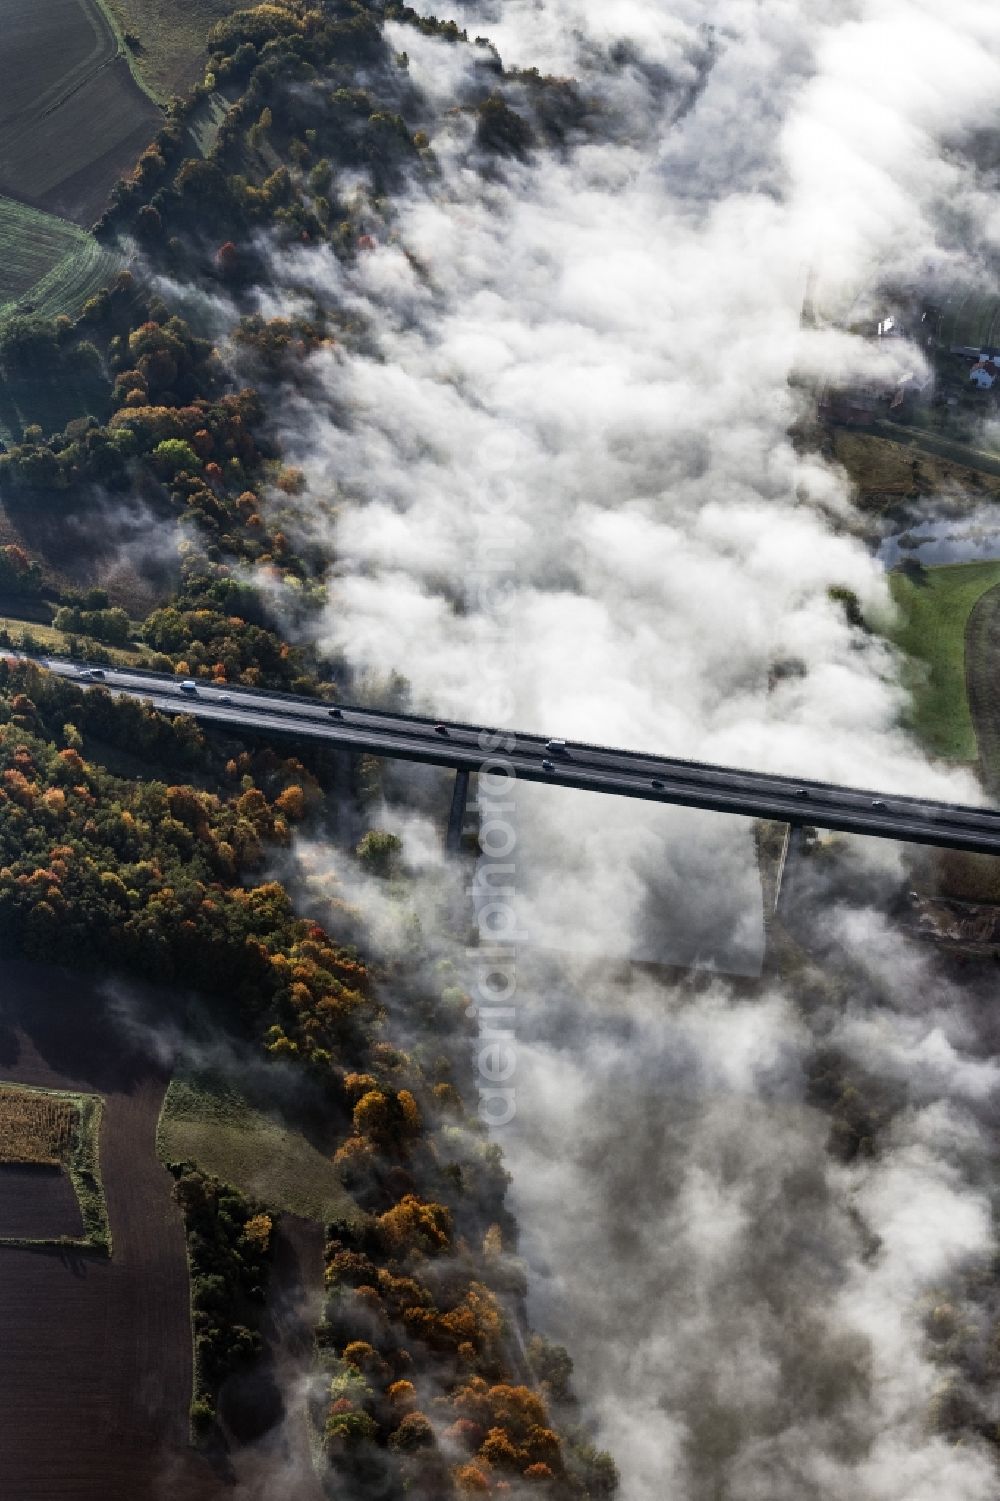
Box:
[0,658,614,1495]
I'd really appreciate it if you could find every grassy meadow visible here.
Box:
[99,0,241,99]
[0,199,97,313]
[0,359,109,451]
[888,560,1000,761]
[158,1071,358,1225]
[833,429,1000,513]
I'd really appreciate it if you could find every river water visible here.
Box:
[879,507,1000,568]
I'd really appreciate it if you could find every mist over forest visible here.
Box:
[259,3,1000,1495]
[2,1,1000,1499]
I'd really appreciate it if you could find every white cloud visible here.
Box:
[258,0,1000,1493]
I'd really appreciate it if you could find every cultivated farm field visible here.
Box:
[0,1162,83,1239]
[0,1079,109,1249]
[0,962,221,1499]
[0,0,160,226]
[0,198,117,317]
[0,1082,75,1165]
[19,234,123,323]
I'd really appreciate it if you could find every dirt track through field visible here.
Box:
[0,961,221,1500]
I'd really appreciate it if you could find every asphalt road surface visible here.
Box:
[37,656,1000,856]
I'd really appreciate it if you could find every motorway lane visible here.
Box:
[35,656,1000,856]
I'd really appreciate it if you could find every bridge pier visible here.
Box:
[446,769,471,854]
[773,821,806,920]
[50,660,1000,861]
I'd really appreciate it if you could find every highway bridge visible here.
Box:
[36,656,1000,858]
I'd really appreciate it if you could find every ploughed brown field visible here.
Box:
[0,961,220,1500]
[0,0,160,225]
[0,1162,83,1239]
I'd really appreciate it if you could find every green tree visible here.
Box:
[356,830,402,877]
[153,438,200,476]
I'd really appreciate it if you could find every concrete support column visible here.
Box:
[446,769,470,854]
[773,821,806,920]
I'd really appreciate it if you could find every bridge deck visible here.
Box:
[35,657,1000,857]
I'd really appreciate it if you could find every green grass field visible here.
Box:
[0,197,122,322]
[0,199,89,311]
[934,292,1000,352]
[0,614,144,665]
[158,1070,358,1225]
[27,239,123,323]
[0,362,109,451]
[184,91,232,158]
[889,560,1000,760]
[99,0,241,100]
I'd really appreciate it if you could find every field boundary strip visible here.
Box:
[90,0,170,107]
